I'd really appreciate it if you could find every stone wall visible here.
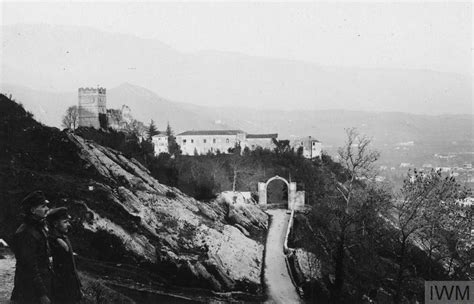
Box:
[294,191,305,211]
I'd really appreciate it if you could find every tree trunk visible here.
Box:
[447,256,454,276]
[394,238,407,304]
[232,169,237,192]
[428,245,433,280]
[332,232,345,303]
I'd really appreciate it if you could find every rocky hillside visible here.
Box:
[0,94,268,296]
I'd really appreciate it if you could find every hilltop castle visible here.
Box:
[78,87,107,129]
[76,87,322,159]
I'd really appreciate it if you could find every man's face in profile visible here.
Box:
[31,203,49,219]
[54,218,71,234]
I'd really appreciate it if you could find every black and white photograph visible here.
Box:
[0,1,472,303]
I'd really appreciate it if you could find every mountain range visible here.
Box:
[1,24,472,158]
[1,24,472,115]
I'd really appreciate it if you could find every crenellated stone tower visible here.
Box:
[78,87,107,129]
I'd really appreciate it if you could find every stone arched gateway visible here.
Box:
[258,175,305,210]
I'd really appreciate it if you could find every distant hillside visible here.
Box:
[2,83,472,151]
[1,24,472,115]
[195,106,474,147]
[0,83,230,131]
[106,83,232,131]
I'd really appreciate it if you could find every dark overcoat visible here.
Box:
[11,217,53,303]
[49,231,82,304]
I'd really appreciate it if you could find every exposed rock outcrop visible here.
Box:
[68,134,267,292]
[289,248,321,284]
[0,96,268,295]
[216,191,268,236]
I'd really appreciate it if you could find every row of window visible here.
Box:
[181,138,231,145]
[297,141,319,146]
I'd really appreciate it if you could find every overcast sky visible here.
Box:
[1,1,472,76]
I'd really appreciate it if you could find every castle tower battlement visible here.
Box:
[78,87,107,94]
[78,87,107,129]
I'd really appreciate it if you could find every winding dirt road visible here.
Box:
[264,209,301,304]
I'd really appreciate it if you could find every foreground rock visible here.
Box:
[290,249,321,284]
[68,134,267,292]
[215,191,268,236]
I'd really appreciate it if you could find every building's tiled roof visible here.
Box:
[152,133,168,138]
[246,133,278,139]
[292,136,320,143]
[177,130,245,136]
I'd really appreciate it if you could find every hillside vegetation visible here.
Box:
[287,131,472,304]
[74,114,472,304]
[0,94,270,301]
[1,93,471,303]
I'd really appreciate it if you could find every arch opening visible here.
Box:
[266,178,288,208]
[258,175,301,210]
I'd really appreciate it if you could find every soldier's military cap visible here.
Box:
[46,207,71,223]
[21,190,50,210]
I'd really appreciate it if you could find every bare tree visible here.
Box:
[392,169,470,303]
[124,119,147,139]
[62,105,79,130]
[336,128,380,187]
[330,128,381,302]
[107,108,125,129]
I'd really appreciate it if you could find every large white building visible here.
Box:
[243,134,278,151]
[173,130,279,156]
[176,130,247,155]
[155,129,321,158]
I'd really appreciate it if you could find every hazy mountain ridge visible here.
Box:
[1,24,471,114]
[0,83,230,131]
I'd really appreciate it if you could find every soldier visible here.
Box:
[46,207,82,304]
[11,190,52,304]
